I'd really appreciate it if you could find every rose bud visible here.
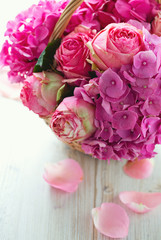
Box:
[87,23,144,70]
[152,12,161,36]
[20,72,64,117]
[55,25,96,79]
[50,96,96,143]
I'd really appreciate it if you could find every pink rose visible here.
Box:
[55,25,96,79]
[152,12,161,36]
[88,23,144,70]
[20,72,63,117]
[50,96,96,143]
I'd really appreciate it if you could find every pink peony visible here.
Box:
[50,96,96,143]
[20,72,63,117]
[55,25,96,79]
[88,23,144,70]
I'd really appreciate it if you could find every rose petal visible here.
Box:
[43,159,83,193]
[123,158,154,179]
[119,192,161,213]
[92,203,129,238]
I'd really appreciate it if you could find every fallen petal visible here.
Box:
[43,158,83,193]
[119,191,161,213]
[92,203,129,238]
[123,158,154,179]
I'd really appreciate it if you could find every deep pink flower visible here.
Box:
[112,110,138,130]
[97,0,121,28]
[0,0,98,82]
[50,96,96,143]
[116,124,141,141]
[141,117,161,139]
[115,0,159,22]
[110,91,136,112]
[154,73,161,96]
[0,0,63,82]
[20,72,63,116]
[55,25,96,79]
[95,97,113,122]
[82,139,114,160]
[94,98,113,141]
[141,96,161,116]
[83,78,99,97]
[95,120,113,141]
[88,23,144,70]
[131,77,157,100]
[82,0,105,11]
[127,19,151,31]
[143,28,161,52]
[132,50,159,78]
[74,87,94,104]
[99,68,130,103]
[140,143,156,159]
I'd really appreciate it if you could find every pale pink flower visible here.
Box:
[87,23,144,70]
[152,12,161,36]
[20,72,63,116]
[50,96,96,143]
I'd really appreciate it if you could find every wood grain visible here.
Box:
[0,96,161,240]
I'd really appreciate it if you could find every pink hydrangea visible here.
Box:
[115,0,160,22]
[0,0,63,82]
[0,0,99,82]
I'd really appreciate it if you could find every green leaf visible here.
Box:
[56,84,74,103]
[33,38,61,73]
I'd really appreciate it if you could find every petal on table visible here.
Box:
[43,158,83,193]
[123,158,154,179]
[119,191,161,213]
[92,202,129,238]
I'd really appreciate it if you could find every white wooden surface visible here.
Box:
[0,95,161,240]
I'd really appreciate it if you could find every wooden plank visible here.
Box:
[0,97,161,240]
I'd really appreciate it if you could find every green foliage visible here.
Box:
[33,38,61,72]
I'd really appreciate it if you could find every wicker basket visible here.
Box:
[41,0,161,154]
[42,0,87,153]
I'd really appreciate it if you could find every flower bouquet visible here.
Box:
[1,0,161,161]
